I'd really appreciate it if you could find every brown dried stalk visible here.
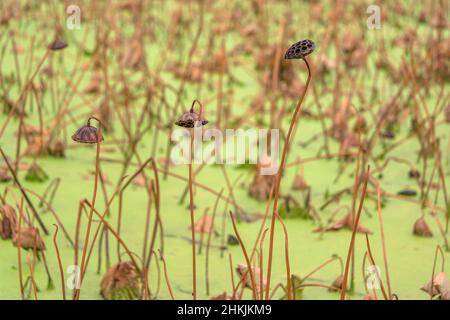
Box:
[229,211,257,299]
[275,212,291,300]
[0,147,48,234]
[52,224,66,300]
[376,182,392,298]
[340,165,370,299]
[159,250,175,300]
[75,124,102,299]
[266,57,312,300]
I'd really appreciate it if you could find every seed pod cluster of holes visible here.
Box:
[284,39,315,59]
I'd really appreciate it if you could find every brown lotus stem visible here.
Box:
[0,147,48,235]
[205,188,224,296]
[75,125,102,299]
[259,228,269,300]
[430,245,445,299]
[340,165,370,299]
[229,253,236,292]
[301,256,343,283]
[17,197,25,300]
[275,212,291,300]
[188,128,197,300]
[27,253,38,300]
[376,183,392,298]
[364,233,389,300]
[159,250,175,300]
[229,211,257,300]
[188,98,205,300]
[0,50,50,139]
[266,57,311,300]
[52,224,66,300]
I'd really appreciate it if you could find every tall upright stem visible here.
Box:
[265,58,311,300]
[229,211,257,300]
[376,183,392,298]
[187,99,204,300]
[188,130,197,299]
[52,224,66,300]
[17,198,24,300]
[276,212,292,300]
[75,125,101,299]
[340,166,371,299]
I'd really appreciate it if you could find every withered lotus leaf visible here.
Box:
[100,261,142,300]
[12,227,45,251]
[413,217,433,237]
[0,204,17,240]
[236,263,265,293]
[421,272,450,300]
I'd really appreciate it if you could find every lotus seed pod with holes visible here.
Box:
[285,40,315,59]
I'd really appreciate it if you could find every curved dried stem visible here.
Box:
[430,245,445,299]
[27,253,38,300]
[0,147,48,234]
[205,188,224,296]
[376,182,392,298]
[364,233,389,300]
[259,228,269,300]
[275,212,291,300]
[52,224,66,300]
[17,197,25,300]
[229,253,236,293]
[340,165,370,300]
[21,187,74,246]
[188,128,197,299]
[75,125,102,299]
[301,256,343,283]
[159,250,175,300]
[229,211,257,300]
[266,57,312,300]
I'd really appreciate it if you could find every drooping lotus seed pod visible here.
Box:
[175,109,208,128]
[48,38,68,51]
[72,119,104,144]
